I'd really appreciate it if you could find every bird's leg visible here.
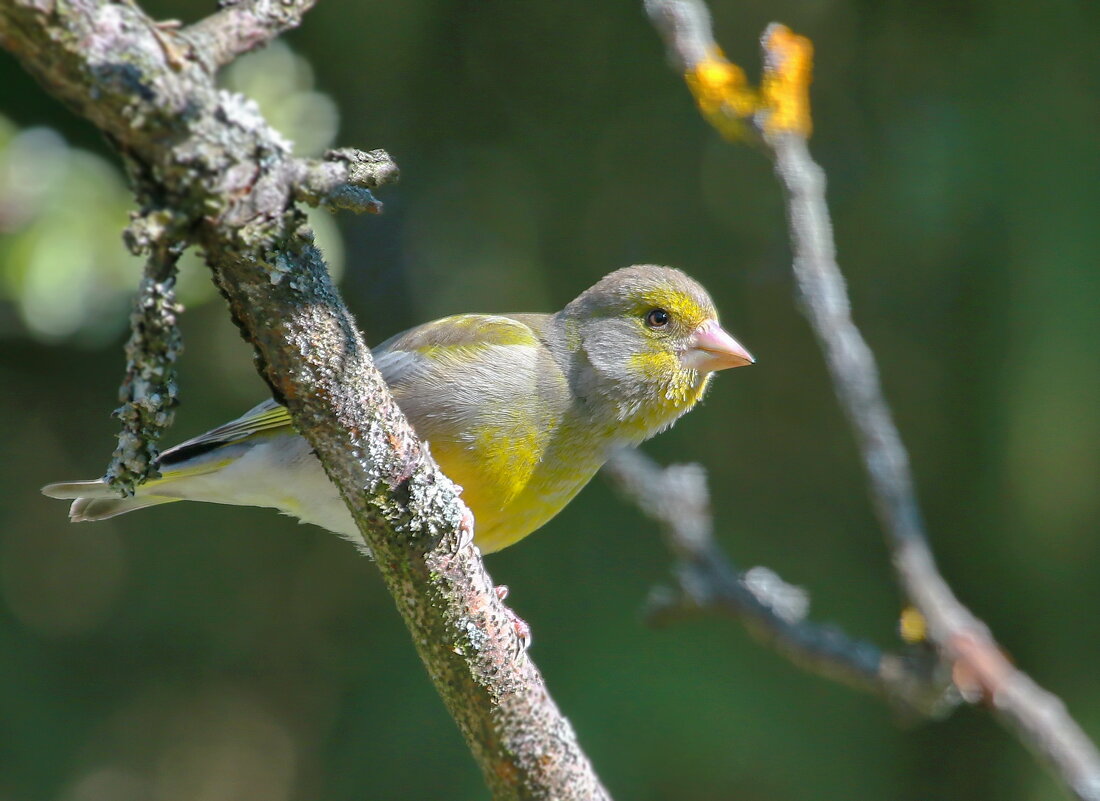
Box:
[494,585,532,653]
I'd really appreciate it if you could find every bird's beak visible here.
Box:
[681,320,755,372]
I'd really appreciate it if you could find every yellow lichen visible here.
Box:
[760,25,814,137]
[899,606,928,644]
[680,26,813,141]
[684,48,756,141]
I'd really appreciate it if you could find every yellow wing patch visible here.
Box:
[413,315,541,350]
[156,401,293,469]
[201,403,293,442]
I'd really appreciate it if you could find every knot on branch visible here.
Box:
[291,148,399,214]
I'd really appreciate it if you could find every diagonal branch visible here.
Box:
[644,2,1100,799]
[0,1,609,798]
[771,128,1100,801]
[605,449,956,720]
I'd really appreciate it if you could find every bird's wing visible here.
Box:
[372,313,548,388]
[372,312,565,452]
[156,398,291,467]
[156,314,553,470]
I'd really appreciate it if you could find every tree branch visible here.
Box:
[604,449,956,719]
[181,0,319,73]
[644,2,1100,798]
[771,127,1100,801]
[105,224,184,494]
[0,1,609,798]
[289,147,398,214]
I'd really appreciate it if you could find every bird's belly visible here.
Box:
[152,434,362,545]
[430,436,603,554]
[474,470,598,553]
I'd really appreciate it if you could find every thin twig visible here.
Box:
[644,2,1100,798]
[105,219,184,495]
[289,148,400,214]
[772,128,1100,801]
[605,449,956,719]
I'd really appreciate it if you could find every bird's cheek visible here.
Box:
[628,350,679,381]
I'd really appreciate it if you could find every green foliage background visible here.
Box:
[2,1,1099,799]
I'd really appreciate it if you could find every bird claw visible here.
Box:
[510,614,532,653]
[456,506,476,551]
[494,585,531,654]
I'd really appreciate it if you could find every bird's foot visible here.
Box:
[456,506,476,551]
[494,585,532,653]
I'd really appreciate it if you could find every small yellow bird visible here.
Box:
[43,265,753,554]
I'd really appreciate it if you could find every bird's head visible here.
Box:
[557,265,753,437]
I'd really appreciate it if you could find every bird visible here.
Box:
[42,265,753,554]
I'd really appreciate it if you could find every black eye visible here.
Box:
[645,308,671,329]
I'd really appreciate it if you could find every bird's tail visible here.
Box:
[40,479,179,522]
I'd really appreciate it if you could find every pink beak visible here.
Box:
[681,320,755,372]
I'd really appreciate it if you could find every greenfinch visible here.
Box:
[43,265,753,553]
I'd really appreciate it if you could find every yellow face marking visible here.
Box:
[623,347,713,439]
[634,288,711,331]
[422,315,540,347]
[628,348,680,381]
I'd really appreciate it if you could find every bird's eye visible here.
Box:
[645,308,671,329]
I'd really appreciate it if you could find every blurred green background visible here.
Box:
[2,1,1099,799]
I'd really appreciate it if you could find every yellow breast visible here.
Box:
[427,416,609,554]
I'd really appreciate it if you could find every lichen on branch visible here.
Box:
[0,1,611,798]
[105,248,184,495]
[645,0,812,140]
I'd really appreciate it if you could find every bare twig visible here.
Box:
[605,449,956,719]
[771,128,1100,801]
[645,2,1100,798]
[0,1,609,798]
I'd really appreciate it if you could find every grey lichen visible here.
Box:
[291,147,399,214]
[105,262,184,496]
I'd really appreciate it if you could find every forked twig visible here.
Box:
[642,2,1100,798]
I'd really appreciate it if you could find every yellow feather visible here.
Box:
[44,265,748,557]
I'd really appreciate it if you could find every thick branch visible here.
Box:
[645,2,1100,798]
[0,1,609,798]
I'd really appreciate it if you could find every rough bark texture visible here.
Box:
[0,2,610,798]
